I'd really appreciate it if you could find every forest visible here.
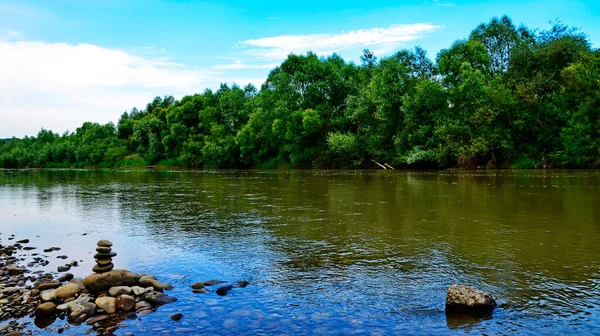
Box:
[1,16,599,169]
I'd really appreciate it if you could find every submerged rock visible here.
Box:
[170,313,183,321]
[216,285,233,296]
[445,285,496,315]
[191,282,205,290]
[141,291,177,305]
[235,280,249,288]
[83,269,140,294]
[203,280,227,286]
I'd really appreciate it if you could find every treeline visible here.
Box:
[1,16,599,169]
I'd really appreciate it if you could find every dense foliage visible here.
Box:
[2,17,599,169]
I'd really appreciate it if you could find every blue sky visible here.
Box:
[1,0,599,137]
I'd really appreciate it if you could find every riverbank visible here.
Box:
[0,237,250,336]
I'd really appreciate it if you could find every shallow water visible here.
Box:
[1,169,599,335]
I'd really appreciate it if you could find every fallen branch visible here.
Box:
[371,159,387,170]
[384,163,394,170]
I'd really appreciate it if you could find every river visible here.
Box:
[1,169,599,335]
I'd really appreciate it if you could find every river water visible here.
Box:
[1,169,599,335]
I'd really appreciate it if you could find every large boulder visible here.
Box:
[83,269,140,294]
[445,285,496,314]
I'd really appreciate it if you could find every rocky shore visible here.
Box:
[0,237,249,336]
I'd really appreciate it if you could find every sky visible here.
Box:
[0,0,599,138]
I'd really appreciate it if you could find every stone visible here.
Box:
[7,267,27,275]
[131,286,152,296]
[40,289,56,302]
[192,288,211,294]
[93,252,117,259]
[141,291,178,305]
[57,273,74,282]
[37,282,61,291]
[69,302,96,321]
[34,302,57,317]
[191,282,205,289]
[53,283,81,300]
[92,263,114,273]
[83,270,140,294]
[139,278,170,292]
[216,285,233,296]
[134,301,151,310]
[95,297,117,314]
[57,265,71,272]
[95,246,112,253]
[97,240,113,247]
[96,259,112,266]
[445,285,497,315]
[56,296,91,311]
[116,294,135,311]
[85,315,108,325]
[16,239,29,244]
[203,280,226,286]
[138,308,153,316]
[139,275,157,283]
[70,278,85,291]
[108,286,132,297]
[235,280,249,288]
[170,313,183,321]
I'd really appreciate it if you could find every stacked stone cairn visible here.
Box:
[92,239,116,273]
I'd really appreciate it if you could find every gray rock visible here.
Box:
[56,296,91,311]
[108,286,132,297]
[134,301,151,310]
[69,302,96,321]
[131,286,152,296]
[445,285,496,314]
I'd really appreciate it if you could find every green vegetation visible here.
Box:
[1,16,599,169]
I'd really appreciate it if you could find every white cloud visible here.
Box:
[212,59,278,70]
[239,24,439,60]
[0,39,248,137]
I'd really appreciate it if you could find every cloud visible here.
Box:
[0,39,232,137]
[212,59,278,70]
[239,24,440,60]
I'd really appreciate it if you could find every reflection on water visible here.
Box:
[1,169,600,335]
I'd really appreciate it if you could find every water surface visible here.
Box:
[1,169,599,335]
